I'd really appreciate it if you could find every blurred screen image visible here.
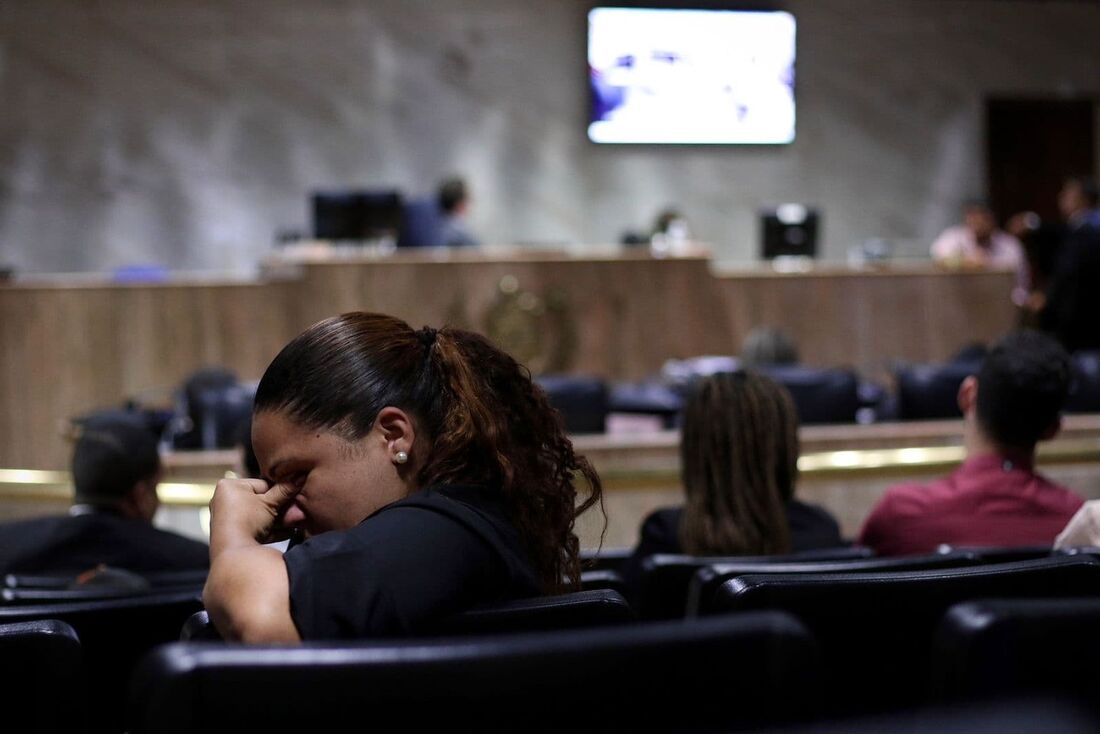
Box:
[588,7,796,145]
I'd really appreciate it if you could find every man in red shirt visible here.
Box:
[859,331,1083,556]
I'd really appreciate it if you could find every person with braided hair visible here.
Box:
[203,312,602,642]
[622,371,842,586]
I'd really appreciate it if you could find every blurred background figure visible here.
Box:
[931,200,1027,304]
[1033,176,1100,352]
[437,176,479,248]
[649,207,692,255]
[0,413,209,575]
[740,326,800,368]
[621,371,843,585]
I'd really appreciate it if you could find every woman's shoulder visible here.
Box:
[313,484,539,589]
[786,499,844,550]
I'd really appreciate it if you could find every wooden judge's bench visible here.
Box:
[4,245,1095,546]
[0,246,1020,472]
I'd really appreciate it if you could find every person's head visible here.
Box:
[71,416,162,522]
[1058,176,1099,220]
[741,326,800,368]
[678,371,797,556]
[252,312,602,592]
[438,177,469,216]
[958,330,1072,453]
[653,208,686,236]
[962,200,997,241]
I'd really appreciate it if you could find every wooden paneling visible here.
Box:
[0,280,298,471]
[718,265,1019,376]
[0,253,1024,470]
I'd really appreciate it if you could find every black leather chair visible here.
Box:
[181,589,634,642]
[580,546,632,573]
[936,544,1055,564]
[933,597,1100,706]
[686,550,980,617]
[432,589,633,635]
[130,612,822,734]
[894,360,981,420]
[2,569,206,604]
[1065,350,1100,413]
[759,697,1098,734]
[179,610,220,642]
[0,619,83,733]
[607,381,684,428]
[636,546,873,621]
[760,365,862,425]
[5,569,208,589]
[704,556,1100,715]
[0,591,203,733]
[534,374,610,434]
[579,569,628,596]
[169,368,252,450]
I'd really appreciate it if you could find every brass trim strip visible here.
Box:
[1,438,1098,501]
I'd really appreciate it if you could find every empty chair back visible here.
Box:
[0,591,203,733]
[5,569,207,591]
[533,375,610,434]
[180,590,634,641]
[0,620,83,733]
[130,612,821,734]
[579,546,632,573]
[760,365,861,425]
[936,545,1055,564]
[705,557,1100,715]
[607,381,684,428]
[760,698,1099,734]
[192,381,255,449]
[894,361,980,420]
[687,551,980,617]
[579,569,628,596]
[396,196,445,248]
[933,598,1100,705]
[432,589,633,635]
[637,546,873,620]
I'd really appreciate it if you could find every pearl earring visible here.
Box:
[394,450,409,465]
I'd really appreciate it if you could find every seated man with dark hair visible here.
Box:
[859,331,1083,556]
[0,415,209,575]
[436,176,479,248]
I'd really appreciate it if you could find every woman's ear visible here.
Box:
[375,407,417,464]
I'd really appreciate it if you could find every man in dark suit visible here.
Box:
[1038,176,1100,352]
[0,415,210,575]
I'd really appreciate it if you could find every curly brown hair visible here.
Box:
[253,312,603,592]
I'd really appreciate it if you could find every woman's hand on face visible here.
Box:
[209,477,300,547]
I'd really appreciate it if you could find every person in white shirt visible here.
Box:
[931,200,1027,304]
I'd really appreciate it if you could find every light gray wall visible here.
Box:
[1,0,1099,274]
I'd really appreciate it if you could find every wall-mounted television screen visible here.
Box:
[588,7,796,145]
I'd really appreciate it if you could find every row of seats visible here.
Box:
[539,350,1100,430]
[6,566,1100,733]
[7,550,1100,731]
[137,348,1100,450]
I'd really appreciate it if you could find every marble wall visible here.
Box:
[1,0,1099,274]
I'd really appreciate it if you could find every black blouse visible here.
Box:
[620,501,845,587]
[0,510,210,575]
[284,484,540,639]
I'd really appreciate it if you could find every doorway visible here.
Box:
[986,98,1097,223]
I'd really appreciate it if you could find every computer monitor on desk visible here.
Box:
[311,190,404,242]
[760,204,819,260]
